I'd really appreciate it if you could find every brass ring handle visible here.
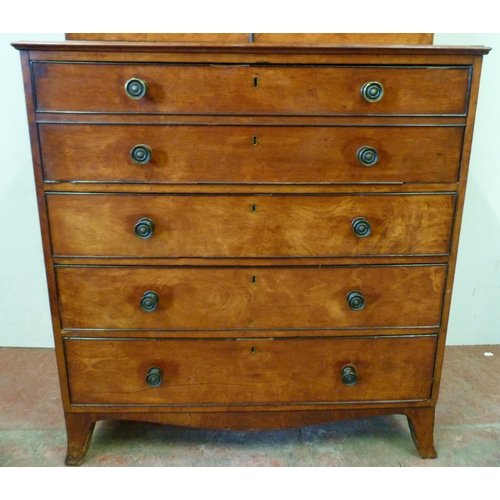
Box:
[130,144,152,164]
[357,146,378,167]
[140,291,159,312]
[361,81,384,102]
[125,78,147,99]
[134,218,155,239]
[146,367,163,387]
[347,290,365,311]
[352,217,371,238]
[341,366,358,386]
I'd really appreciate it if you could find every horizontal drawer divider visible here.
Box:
[36,111,470,118]
[54,263,448,269]
[59,326,442,332]
[32,61,475,68]
[36,121,468,127]
[52,254,452,259]
[63,334,439,340]
[69,400,432,408]
[46,191,457,196]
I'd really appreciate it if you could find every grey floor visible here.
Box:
[1,344,499,466]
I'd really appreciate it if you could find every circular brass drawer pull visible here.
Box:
[134,218,155,239]
[130,144,152,164]
[352,217,371,238]
[146,367,163,387]
[357,146,378,167]
[125,78,147,99]
[341,365,357,386]
[347,290,365,311]
[140,291,159,312]
[361,81,384,102]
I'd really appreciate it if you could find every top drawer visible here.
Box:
[32,63,471,116]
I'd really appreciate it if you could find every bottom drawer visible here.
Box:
[64,336,437,406]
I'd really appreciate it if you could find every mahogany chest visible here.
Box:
[13,34,490,465]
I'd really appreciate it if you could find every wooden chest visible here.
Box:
[13,34,490,465]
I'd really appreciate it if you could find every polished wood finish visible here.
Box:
[56,265,446,330]
[39,124,464,184]
[59,327,438,340]
[66,33,434,45]
[14,41,489,59]
[406,407,437,458]
[64,336,437,405]
[33,63,470,115]
[64,413,96,466]
[66,33,250,43]
[62,406,436,465]
[430,57,486,406]
[14,36,489,464]
[47,193,455,258]
[254,33,435,45]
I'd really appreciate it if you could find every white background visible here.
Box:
[0,33,498,348]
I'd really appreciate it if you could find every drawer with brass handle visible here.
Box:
[55,265,447,330]
[63,335,438,405]
[33,63,470,115]
[47,193,456,258]
[39,123,464,183]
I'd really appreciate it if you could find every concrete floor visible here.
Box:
[0,345,499,466]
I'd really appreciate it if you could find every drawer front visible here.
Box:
[47,193,455,258]
[64,336,437,405]
[39,124,463,184]
[33,63,470,115]
[56,265,446,330]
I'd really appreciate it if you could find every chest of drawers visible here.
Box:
[14,36,489,465]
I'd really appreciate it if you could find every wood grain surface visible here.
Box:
[39,124,464,184]
[64,335,437,405]
[56,265,447,330]
[65,33,252,43]
[47,193,455,258]
[33,63,470,115]
[65,33,434,45]
[253,34,435,45]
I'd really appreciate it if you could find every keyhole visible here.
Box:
[252,276,257,283]
[252,136,258,146]
[251,346,256,354]
[253,77,259,88]
[252,204,257,213]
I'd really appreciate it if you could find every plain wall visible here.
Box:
[0,33,498,347]
[1,33,64,347]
